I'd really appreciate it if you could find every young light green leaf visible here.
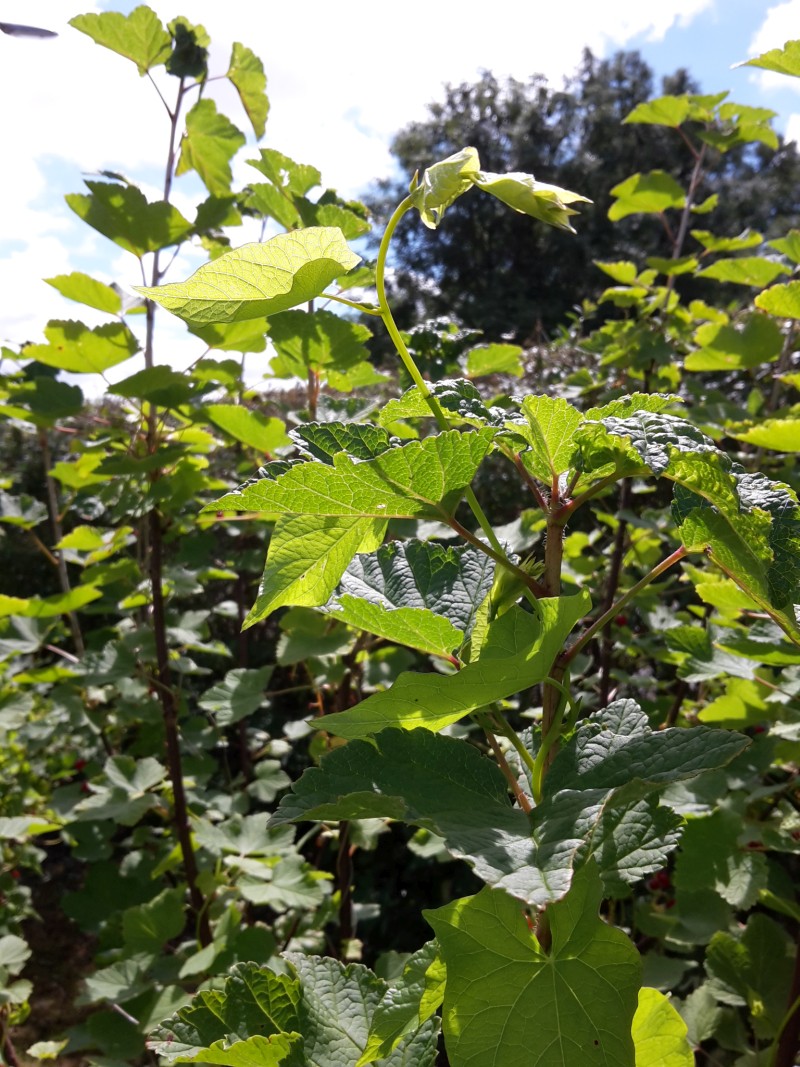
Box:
[315,593,590,738]
[685,313,783,371]
[248,149,321,196]
[70,7,172,75]
[696,257,790,287]
[632,988,694,1067]
[176,99,246,197]
[205,406,290,453]
[426,863,641,1067]
[473,172,590,232]
[756,279,800,318]
[691,229,763,253]
[409,146,481,228]
[23,320,138,374]
[330,598,463,659]
[208,429,494,521]
[45,272,122,315]
[624,94,691,127]
[728,417,800,451]
[608,172,686,221]
[465,342,524,378]
[227,42,268,138]
[245,515,386,627]
[737,39,800,79]
[66,181,193,257]
[510,395,584,482]
[137,228,360,325]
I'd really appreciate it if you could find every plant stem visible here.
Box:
[598,479,631,706]
[375,196,518,570]
[448,517,547,598]
[336,820,354,955]
[562,545,688,669]
[773,937,800,1067]
[477,715,532,813]
[38,429,84,657]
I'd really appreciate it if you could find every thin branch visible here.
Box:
[448,517,547,598]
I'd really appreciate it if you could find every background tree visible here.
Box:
[369,49,800,342]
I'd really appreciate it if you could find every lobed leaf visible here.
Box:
[426,863,641,1067]
[66,181,193,257]
[70,6,172,75]
[227,42,269,138]
[176,99,246,197]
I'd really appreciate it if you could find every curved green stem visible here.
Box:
[375,194,542,596]
[324,292,383,317]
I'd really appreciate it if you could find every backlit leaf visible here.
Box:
[45,272,122,315]
[608,172,686,221]
[70,7,171,75]
[510,395,584,482]
[23,320,138,374]
[465,343,523,378]
[473,171,589,232]
[66,181,193,257]
[176,99,246,197]
[410,147,481,228]
[315,593,590,738]
[624,95,691,127]
[632,988,693,1067]
[137,228,360,324]
[738,39,800,79]
[268,309,371,378]
[227,42,268,138]
[205,406,290,453]
[756,279,800,318]
[696,257,790,287]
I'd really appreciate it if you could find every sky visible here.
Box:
[2,0,800,391]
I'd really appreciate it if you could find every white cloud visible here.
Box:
[0,0,714,364]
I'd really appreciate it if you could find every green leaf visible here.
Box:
[696,257,790,287]
[674,811,766,909]
[23,320,138,374]
[357,942,444,1066]
[9,585,101,619]
[595,260,639,284]
[473,171,589,232]
[66,181,193,257]
[70,7,171,75]
[176,99,246,197]
[149,962,302,1062]
[268,309,371,378]
[510,395,584,482]
[426,863,641,1067]
[465,343,523,378]
[226,43,268,138]
[327,539,495,652]
[729,417,800,451]
[685,313,783,371]
[738,39,800,79]
[122,887,186,952]
[705,914,794,1039]
[0,935,31,975]
[316,593,590,738]
[45,272,122,315]
[624,95,691,127]
[756,279,800,318]
[166,17,209,79]
[304,200,371,240]
[209,429,494,521]
[674,470,800,640]
[379,379,499,429]
[272,728,541,897]
[691,229,763,253]
[632,988,693,1067]
[768,230,800,263]
[198,666,273,726]
[164,1033,304,1066]
[608,172,686,220]
[546,700,750,794]
[189,318,269,354]
[137,228,360,325]
[205,406,289,453]
[287,953,439,1067]
[247,149,321,196]
[410,146,481,228]
[245,516,385,627]
[110,366,196,407]
[291,423,395,463]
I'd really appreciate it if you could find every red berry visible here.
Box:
[10,870,20,880]
[615,615,628,626]
[80,781,91,794]
[74,759,87,772]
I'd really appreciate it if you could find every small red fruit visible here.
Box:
[615,615,628,626]
[74,758,87,772]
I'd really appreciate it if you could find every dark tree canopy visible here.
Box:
[368,49,800,343]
